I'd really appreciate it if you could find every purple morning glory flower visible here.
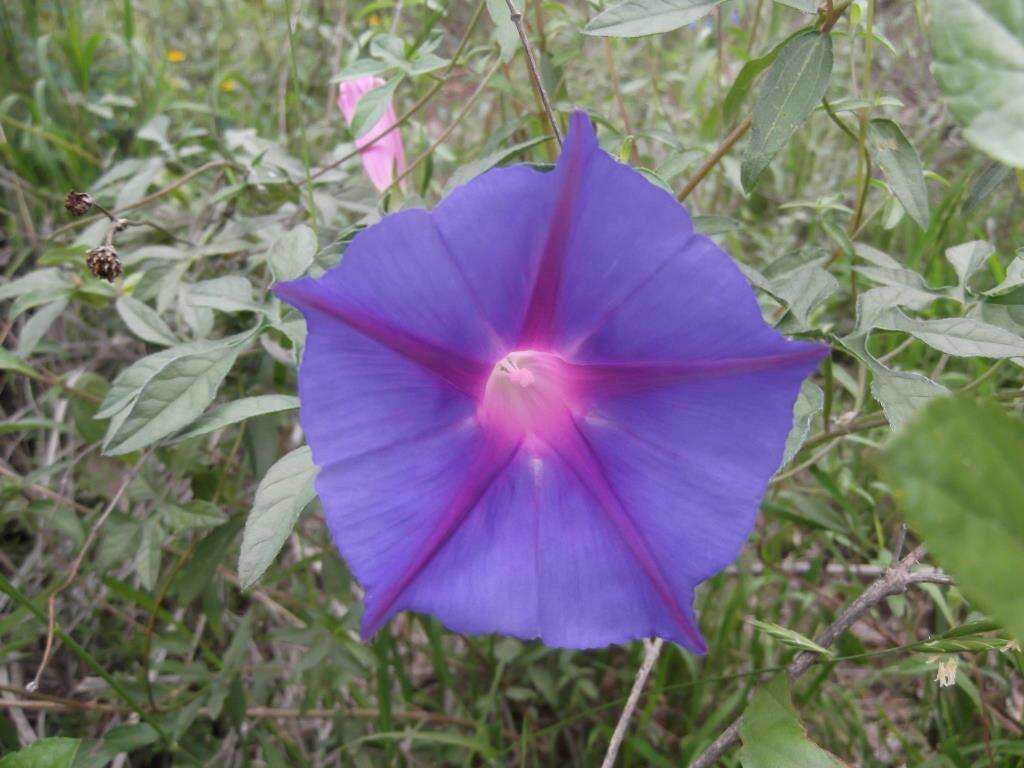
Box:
[275,111,826,652]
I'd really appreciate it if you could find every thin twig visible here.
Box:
[601,638,664,768]
[48,160,237,240]
[0,695,509,734]
[383,59,504,194]
[677,116,752,202]
[687,545,953,768]
[28,450,152,692]
[503,0,562,145]
[0,463,94,516]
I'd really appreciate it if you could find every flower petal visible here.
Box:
[566,235,816,365]
[394,445,706,650]
[278,207,511,380]
[579,355,823,590]
[433,165,559,349]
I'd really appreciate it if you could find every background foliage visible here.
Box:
[1,0,1023,765]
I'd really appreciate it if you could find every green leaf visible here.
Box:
[0,347,39,377]
[17,299,67,357]
[875,309,1024,358]
[723,34,791,126]
[187,276,261,314]
[739,676,845,768]
[98,332,254,419]
[840,330,949,431]
[174,517,243,605]
[583,0,727,38]
[742,31,833,191]
[116,296,178,346]
[773,0,817,11]
[693,214,742,235]
[70,372,110,443]
[162,500,226,532]
[102,340,246,455]
[963,162,1014,215]
[135,518,162,591]
[269,225,317,283]
[749,618,833,656]
[350,77,401,140]
[871,368,949,431]
[853,285,940,333]
[928,0,1024,168]
[767,262,839,329]
[443,135,552,194]
[945,240,995,298]
[779,381,825,469]
[867,119,931,229]
[884,398,1024,641]
[171,395,300,442]
[0,268,71,302]
[0,737,80,768]
[984,250,1024,296]
[485,0,519,61]
[238,446,318,589]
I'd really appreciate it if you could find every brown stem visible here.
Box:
[504,0,563,145]
[384,59,505,194]
[687,545,953,768]
[601,638,664,768]
[0,694,511,735]
[0,463,95,515]
[28,450,152,692]
[48,160,237,240]
[677,116,752,202]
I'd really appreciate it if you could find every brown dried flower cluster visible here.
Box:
[85,245,122,282]
[64,191,94,216]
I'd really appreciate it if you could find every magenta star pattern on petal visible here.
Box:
[274,111,827,652]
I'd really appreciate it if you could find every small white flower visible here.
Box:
[935,657,958,687]
[1001,639,1022,654]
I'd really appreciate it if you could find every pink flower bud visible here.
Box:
[337,76,407,191]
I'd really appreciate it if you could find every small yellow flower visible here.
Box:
[934,657,958,688]
[1002,639,1022,654]
[368,13,381,26]
[166,49,186,63]
[221,79,237,93]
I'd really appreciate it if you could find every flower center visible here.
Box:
[479,350,577,442]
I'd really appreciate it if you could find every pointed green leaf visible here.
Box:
[239,446,318,589]
[742,31,833,191]
[984,250,1024,296]
[350,77,401,140]
[945,240,994,296]
[485,0,519,61]
[116,296,177,346]
[171,395,299,443]
[583,0,726,37]
[739,676,846,768]
[749,619,833,656]
[0,738,80,768]
[867,119,931,229]
[876,309,1024,359]
[269,225,317,283]
[779,381,825,469]
[102,341,246,455]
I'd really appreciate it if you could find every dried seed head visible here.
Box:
[85,245,123,282]
[65,191,94,216]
